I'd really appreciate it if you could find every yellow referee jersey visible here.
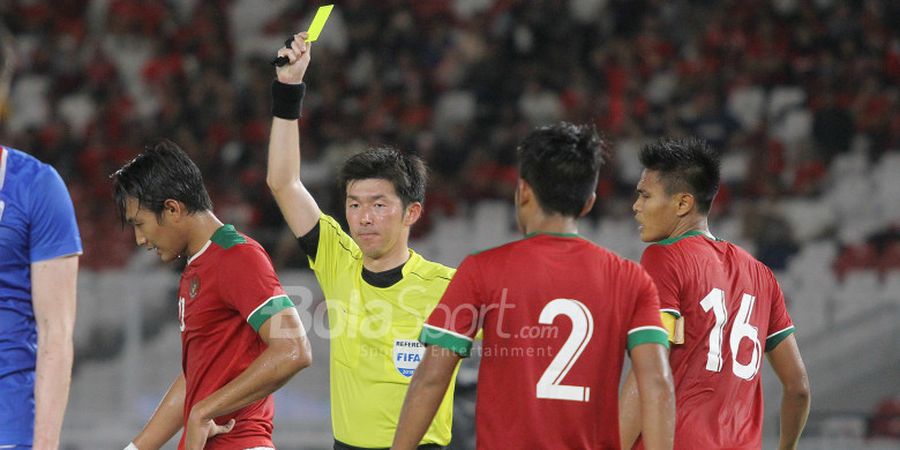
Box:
[309,214,457,447]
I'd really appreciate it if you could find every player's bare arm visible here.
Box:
[131,374,187,450]
[391,345,461,450]
[619,345,673,450]
[184,308,311,450]
[630,343,675,450]
[767,334,810,450]
[31,255,77,450]
[266,32,321,238]
[618,368,641,450]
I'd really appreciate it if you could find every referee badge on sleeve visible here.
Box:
[393,339,425,377]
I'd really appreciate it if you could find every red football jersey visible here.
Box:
[639,231,795,450]
[176,225,293,450]
[421,233,669,450]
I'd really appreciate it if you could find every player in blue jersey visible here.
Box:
[0,29,82,450]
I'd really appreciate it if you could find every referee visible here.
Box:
[266,33,457,450]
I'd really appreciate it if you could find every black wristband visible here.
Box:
[272,80,306,120]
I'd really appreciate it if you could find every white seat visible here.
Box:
[873,151,900,222]
[833,270,881,323]
[767,86,806,122]
[778,198,836,242]
[593,218,641,261]
[728,85,766,130]
[787,242,839,299]
[615,137,649,184]
[881,271,900,307]
[518,91,563,126]
[471,200,514,250]
[820,415,867,439]
[828,173,877,229]
[720,150,750,184]
[58,93,97,137]
[712,214,744,242]
[772,108,813,146]
[74,271,99,348]
[829,147,870,178]
[67,359,124,424]
[429,214,475,266]
[787,289,827,336]
[8,74,51,133]
[93,275,130,330]
[645,70,678,106]
[433,90,476,137]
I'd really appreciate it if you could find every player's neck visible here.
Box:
[522,213,579,237]
[185,211,225,258]
[667,216,711,240]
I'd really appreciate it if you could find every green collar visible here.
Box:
[525,231,580,239]
[656,229,717,245]
[210,224,246,249]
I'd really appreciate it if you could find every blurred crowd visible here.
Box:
[0,0,898,272]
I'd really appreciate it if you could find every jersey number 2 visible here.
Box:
[536,298,594,402]
[699,288,761,380]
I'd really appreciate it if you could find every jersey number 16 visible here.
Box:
[700,288,761,380]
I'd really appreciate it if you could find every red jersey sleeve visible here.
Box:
[640,244,682,319]
[626,263,669,351]
[419,255,483,357]
[763,269,795,352]
[219,244,293,333]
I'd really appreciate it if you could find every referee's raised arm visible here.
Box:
[267,31,321,239]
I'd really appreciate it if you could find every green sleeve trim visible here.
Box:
[419,325,473,358]
[627,327,670,350]
[765,325,795,352]
[247,295,295,332]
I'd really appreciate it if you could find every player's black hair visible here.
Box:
[517,122,606,217]
[339,146,427,208]
[111,139,213,226]
[639,137,721,214]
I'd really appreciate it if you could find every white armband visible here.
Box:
[124,443,139,450]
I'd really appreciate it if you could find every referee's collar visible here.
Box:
[362,261,405,288]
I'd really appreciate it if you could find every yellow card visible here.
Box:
[305,5,334,42]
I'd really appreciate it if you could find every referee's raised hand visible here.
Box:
[275,32,311,85]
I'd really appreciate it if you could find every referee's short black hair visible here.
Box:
[517,122,606,217]
[111,139,213,225]
[339,146,427,208]
[639,137,721,214]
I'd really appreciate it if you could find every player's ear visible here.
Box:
[675,193,694,217]
[403,201,423,227]
[516,179,532,207]
[163,199,185,221]
[579,192,597,218]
